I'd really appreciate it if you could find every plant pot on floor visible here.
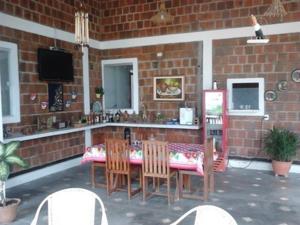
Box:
[0,198,21,224]
[272,160,292,177]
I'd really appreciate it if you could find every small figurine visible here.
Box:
[251,15,265,39]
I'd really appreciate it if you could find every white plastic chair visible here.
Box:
[170,205,237,225]
[30,188,108,225]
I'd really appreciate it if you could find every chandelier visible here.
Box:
[264,0,287,21]
[75,1,89,48]
[150,2,173,25]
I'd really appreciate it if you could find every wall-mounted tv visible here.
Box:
[38,48,74,82]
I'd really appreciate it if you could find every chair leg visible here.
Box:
[167,177,171,206]
[91,163,95,188]
[210,172,214,193]
[128,174,131,200]
[106,171,110,196]
[143,176,147,202]
[179,172,183,199]
[203,173,208,201]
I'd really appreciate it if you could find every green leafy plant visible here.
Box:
[0,141,28,206]
[263,127,299,162]
[95,87,104,96]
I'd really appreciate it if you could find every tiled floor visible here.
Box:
[7,164,300,225]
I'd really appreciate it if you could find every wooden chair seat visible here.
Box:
[142,140,178,205]
[178,137,214,201]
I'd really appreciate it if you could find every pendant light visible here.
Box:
[75,1,89,49]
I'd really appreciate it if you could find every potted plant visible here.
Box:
[95,87,104,99]
[263,127,299,177]
[0,141,29,223]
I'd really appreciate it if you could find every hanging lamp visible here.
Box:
[150,1,173,25]
[75,1,89,49]
[264,0,287,22]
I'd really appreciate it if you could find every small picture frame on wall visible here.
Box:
[48,83,64,112]
[153,76,184,101]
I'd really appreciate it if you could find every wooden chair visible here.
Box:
[105,138,141,199]
[178,137,214,201]
[170,205,237,225]
[142,140,178,205]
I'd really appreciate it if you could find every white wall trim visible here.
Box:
[229,159,300,174]
[100,21,300,49]
[6,157,81,189]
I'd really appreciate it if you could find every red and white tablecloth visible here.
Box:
[81,143,214,176]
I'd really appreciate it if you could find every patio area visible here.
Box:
[7,163,300,225]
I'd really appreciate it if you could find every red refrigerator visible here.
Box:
[202,90,228,172]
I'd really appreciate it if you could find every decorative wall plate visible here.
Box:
[264,90,277,101]
[291,69,300,82]
[277,80,287,91]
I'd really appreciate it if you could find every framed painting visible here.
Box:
[48,83,64,112]
[153,76,184,101]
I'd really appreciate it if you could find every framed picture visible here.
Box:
[153,76,184,101]
[48,83,64,112]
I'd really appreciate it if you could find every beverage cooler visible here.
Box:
[202,90,228,172]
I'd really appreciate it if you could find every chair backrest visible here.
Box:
[142,140,169,178]
[204,137,214,175]
[170,205,237,225]
[105,138,130,173]
[30,188,108,225]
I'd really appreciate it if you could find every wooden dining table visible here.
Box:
[81,143,209,175]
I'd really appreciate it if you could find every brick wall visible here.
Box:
[96,42,200,119]
[92,127,202,146]
[213,33,300,159]
[0,25,86,170]
[2,1,300,41]
[0,0,101,40]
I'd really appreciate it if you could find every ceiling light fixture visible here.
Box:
[264,0,287,22]
[150,1,173,25]
[75,1,89,49]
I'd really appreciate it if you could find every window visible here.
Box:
[102,58,139,114]
[0,41,20,124]
[227,78,264,116]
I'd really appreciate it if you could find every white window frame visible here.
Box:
[227,78,264,116]
[101,58,139,114]
[0,41,21,124]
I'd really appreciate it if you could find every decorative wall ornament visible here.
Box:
[75,1,89,49]
[247,15,269,44]
[277,80,288,91]
[264,0,287,22]
[30,93,37,101]
[291,69,300,82]
[150,2,173,25]
[264,90,277,101]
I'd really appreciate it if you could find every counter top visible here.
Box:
[3,122,201,143]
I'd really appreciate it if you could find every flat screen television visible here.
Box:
[38,48,74,82]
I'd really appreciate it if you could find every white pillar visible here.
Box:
[82,47,91,147]
[202,39,213,90]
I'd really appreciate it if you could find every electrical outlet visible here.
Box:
[263,114,269,120]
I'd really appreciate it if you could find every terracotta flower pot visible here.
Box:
[272,160,292,177]
[0,198,21,223]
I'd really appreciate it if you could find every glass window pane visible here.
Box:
[0,51,11,116]
[232,83,259,110]
[104,65,132,109]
